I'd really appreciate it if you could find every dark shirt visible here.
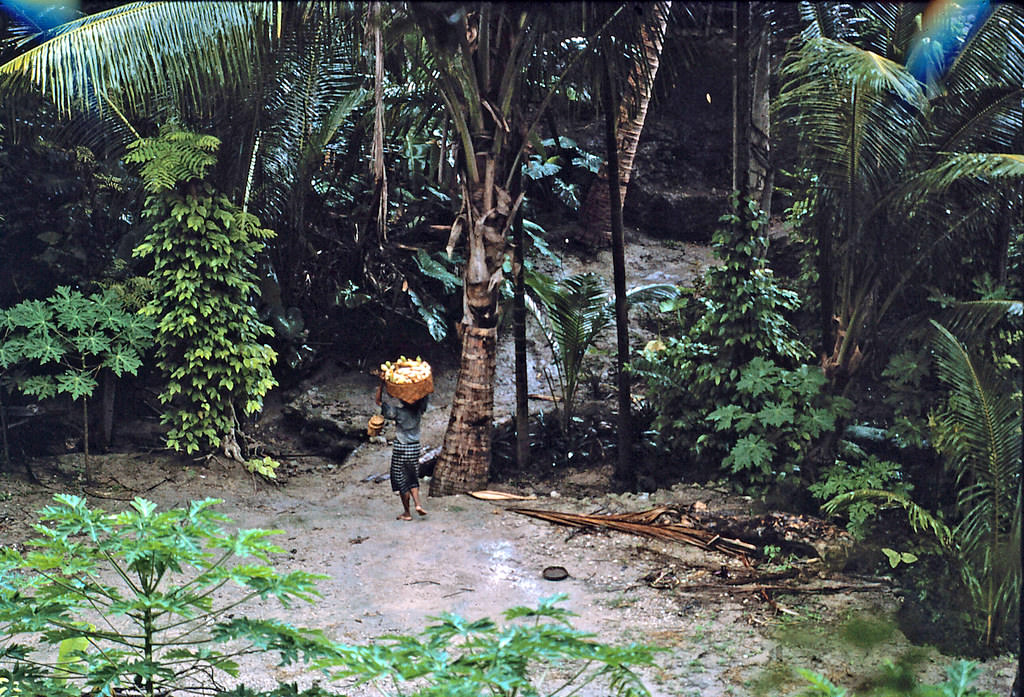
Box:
[381,392,428,444]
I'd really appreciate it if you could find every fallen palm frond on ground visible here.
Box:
[509,506,758,558]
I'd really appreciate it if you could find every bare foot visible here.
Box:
[396,513,412,521]
[415,507,427,517]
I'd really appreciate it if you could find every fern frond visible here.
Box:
[125,126,220,193]
[823,489,954,547]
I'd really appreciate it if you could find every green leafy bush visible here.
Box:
[0,286,155,475]
[0,495,332,697]
[128,125,278,454]
[810,442,915,539]
[316,594,656,697]
[633,195,850,486]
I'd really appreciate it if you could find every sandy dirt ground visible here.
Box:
[0,233,1016,696]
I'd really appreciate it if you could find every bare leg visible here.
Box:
[410,487,427,516]
[397,492,412,520]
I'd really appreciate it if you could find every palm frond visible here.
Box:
[942,4,1024,100]
[929,321,1022,556]
[797,2,865,43]
[930,87,1024,155]
[900,153,1024,202]
[778,36,928,234]
[0,2,276,119]
[252,6,366,226]
[930,319,1021,644]
[622,283,679,308]
[939,299,1024,345]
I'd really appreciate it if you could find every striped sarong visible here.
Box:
[390,441,421,493]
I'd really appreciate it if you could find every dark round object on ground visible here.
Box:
[542,566,569,581]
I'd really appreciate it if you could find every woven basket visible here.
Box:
[385,373,434,403]
[367,414,386,437]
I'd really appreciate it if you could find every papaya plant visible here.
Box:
[0,286,154,479]
[316,594,656,697]
[0,495,332,697]
[128,125,278,457]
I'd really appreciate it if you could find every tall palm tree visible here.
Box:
[777,1,1024,386]
[402,2,677,494]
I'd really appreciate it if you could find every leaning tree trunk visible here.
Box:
[577,1,671,247]
[430,153,520,496]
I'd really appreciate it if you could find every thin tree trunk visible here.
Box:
[577,1,671,247]
[101,370,115,450]
[430,326,497,496]
[513,215,530,470]
[748,1,772,217]
[0,389,9,471]
[603,51,634,489]
[732,1,751,196]
[82,398,91,484]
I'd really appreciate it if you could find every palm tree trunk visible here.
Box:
[431,150,519,494]
[430,326,497,496]
[577,2,671,247]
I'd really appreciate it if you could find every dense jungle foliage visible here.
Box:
[0,1,1019,689]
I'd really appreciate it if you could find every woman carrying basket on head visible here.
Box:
[374,358,432,520]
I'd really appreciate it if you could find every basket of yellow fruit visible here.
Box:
[379,355,433,403]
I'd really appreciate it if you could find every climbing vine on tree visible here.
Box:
[128,125,278,456]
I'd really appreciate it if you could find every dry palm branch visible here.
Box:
[509,506,758,559]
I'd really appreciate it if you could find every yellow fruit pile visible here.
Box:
[380,356,431,385]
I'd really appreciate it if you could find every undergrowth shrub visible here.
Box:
[809,441,914,540]
[632,194,851,487]
[128,125,278,455]
[794,659,999,697]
